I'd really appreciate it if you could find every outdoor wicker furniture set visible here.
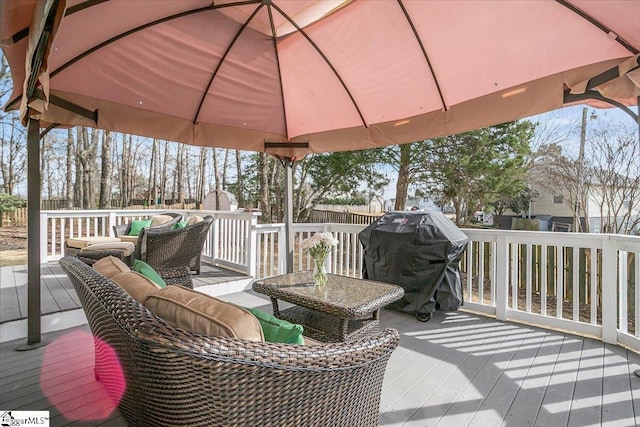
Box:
[59,256,400,426]
[253,271,405,342]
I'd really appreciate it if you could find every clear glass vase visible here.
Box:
[312,256,328,287]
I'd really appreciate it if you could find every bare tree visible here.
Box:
[588,124,640,234]
[173,143,185,205]
[258,152,270,219]
[197,147,207,206]
[65,129,74,208]
[161,140,169,205]
[235,150,244,208]
[0,115,26,195]
[222,149,231,189]
[74,129,84,207]
[99,130,113,208]
[212,148,222,209]
[529,144,589,231]
[148,139,158,206]
[531,122,639,234]
[185,145,193,203]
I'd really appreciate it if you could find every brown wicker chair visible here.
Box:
[136,215,214,274]
[59,256,400,427]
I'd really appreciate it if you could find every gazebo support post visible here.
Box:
[16,117,47,351]
[284,157,294,273]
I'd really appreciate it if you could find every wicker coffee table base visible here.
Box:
[275,305,380,343]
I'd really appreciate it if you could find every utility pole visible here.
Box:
[575,107,588,232]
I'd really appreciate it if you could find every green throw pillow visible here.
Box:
[128,219,153,236]
[173,220,189,230]
[133,259,167,288]
[247,308,304,345]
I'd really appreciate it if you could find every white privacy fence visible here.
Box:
[41,210,639,351]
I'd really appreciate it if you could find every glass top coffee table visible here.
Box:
[252,271,404,342]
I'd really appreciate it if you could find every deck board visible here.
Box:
[12,266,28,319]
[1,264,640,427]
[41,263,81,311]
[0,286,21,322]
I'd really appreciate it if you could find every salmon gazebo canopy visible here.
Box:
[2,0,639,159]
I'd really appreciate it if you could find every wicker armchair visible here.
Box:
[137,215,214,274]
[112,212,182,237]
[59,256,399,427]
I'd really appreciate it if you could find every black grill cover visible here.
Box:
[359,211,468,315]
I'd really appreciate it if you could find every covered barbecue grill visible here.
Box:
[359,211,468,321]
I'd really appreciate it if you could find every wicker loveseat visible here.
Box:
[59,256,400,426]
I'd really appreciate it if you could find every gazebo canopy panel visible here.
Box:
[2,0,639,158]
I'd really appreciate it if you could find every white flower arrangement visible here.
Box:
[301,232,339,260]
[302,232,338,286]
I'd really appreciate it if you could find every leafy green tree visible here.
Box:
[427,121,535,225]
[0,192,25,211]
[293,149,388,221]
[379,142,433,210]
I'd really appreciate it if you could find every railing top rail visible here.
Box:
[41,209,262,219]
[462,227,640,249]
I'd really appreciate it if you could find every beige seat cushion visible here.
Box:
[66,236,121,249]
[186,215,204,226]
[118,235,139,244]
[82,241,136,257]
[150,214,175,226]
[93,256,130,278]
[111,271,162,303]
[144,286,264,341]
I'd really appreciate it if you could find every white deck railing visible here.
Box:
[40,210,639,351]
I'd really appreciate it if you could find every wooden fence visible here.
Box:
[1,208,27,227]
[306,209,383,225]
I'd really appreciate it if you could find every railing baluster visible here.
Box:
[51,217,57,256]
[635,251,639,338]
[541,244,547,316]
[573,245,580,321]
[466,240,473,302]
[526,243,532,313]
[590,248,598,325]
[619,251,628,333]
[490,241,496,305]
[478,241,485,304]
[511,243,518,310]
[557,246,564,319]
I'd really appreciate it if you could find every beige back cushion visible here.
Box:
[186,215,204,226]
[150,214,174,226]
[118,235,139,244]
[111,271,162,303]
[93,256,130,278]
[144,286,264,341]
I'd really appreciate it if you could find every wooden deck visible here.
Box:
[1,266,639,426]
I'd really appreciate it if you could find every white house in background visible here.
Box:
[405,196,442,212]
[524,182,640,234]
[203,190,238,211]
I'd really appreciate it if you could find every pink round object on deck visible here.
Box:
[40,330,125,421]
